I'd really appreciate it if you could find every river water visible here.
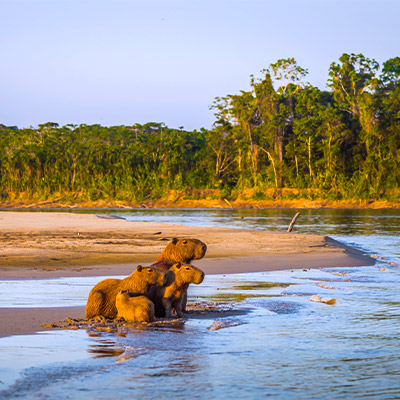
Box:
[1,209,400,399]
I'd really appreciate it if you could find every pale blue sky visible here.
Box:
[1,0,399,130]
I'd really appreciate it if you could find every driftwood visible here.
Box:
[287,212,300,232]
[224,198,233,208]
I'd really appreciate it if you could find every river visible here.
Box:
[0,209,399,399]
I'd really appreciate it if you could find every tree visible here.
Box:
[328,53,379,118]
[267,58,309,186]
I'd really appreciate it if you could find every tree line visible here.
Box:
[1,53,399,203]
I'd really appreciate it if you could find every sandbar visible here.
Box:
[0,211,374,337]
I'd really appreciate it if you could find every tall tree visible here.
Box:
[267,58,308,186]
[328,53,379,118]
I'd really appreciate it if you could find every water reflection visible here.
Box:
[87,338,125,358]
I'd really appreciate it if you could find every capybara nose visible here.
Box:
[201,271,205,279]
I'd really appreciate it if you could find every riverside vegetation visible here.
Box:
[1,53,399,206]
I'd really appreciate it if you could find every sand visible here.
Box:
[0,307,86,338]
[0,211,375,337]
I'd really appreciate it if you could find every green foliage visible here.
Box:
[251,191,268,201]
[1,53,399,202]
[0,124,211,202]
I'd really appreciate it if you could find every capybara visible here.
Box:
[86,265,166,319]
[151,238,207,272]
[151,238,207,312]
[115,290,155,323]
[149,262,205,318]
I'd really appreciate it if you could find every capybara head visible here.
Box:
[158,238,207,264]
[134,265,166,287]
[170,262,205,285]
[116,290,129,301]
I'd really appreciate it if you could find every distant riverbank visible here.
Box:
[1,197,400,210]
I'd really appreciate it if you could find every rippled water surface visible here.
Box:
[1,209,400,399]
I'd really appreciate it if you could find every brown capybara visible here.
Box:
[151,238,207,272]
[149,262,205,318]
[115,290,155,323]
[151,238,207,312]
[85,265,166,319]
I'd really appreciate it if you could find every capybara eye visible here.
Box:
[185,267,190,270]
[183,240,188,244]
[148,269,153,272]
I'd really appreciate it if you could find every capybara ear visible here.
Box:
[176,262,181,269]
[172,238,178,245]
[136,265,143,272]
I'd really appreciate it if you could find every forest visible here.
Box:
[1,53,399,204]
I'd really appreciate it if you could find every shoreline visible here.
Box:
[0,211,375,338]
[1,197,400,210]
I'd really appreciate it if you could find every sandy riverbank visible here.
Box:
[0,211,374,337]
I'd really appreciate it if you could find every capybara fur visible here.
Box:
[116,290,155,323]
[86,265,166,319]
[151,238,207,272]
[149,262,205,318]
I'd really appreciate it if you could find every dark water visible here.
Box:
[1,209,400,399]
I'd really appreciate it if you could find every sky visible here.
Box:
[1,0,399,130]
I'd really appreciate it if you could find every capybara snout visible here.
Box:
[199,269,205,283]
[199,242,207,259]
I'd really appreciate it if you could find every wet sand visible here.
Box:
[0,211,375,337]
[0,307,86,338]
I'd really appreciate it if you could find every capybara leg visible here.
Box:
[174,298,184,318]
[162,298,173,318]
[181,290,188,313]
